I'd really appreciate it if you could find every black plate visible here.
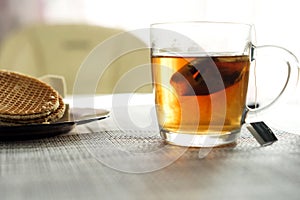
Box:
[0,107,109,140]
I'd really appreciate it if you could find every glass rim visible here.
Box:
[150,21,253,28]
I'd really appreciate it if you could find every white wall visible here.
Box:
[37,0,300,57]
[2,0,299,53]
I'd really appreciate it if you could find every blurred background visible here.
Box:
[0,0,299,95]
[1,0,299,52]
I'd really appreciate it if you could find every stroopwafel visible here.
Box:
[0,70,66,126]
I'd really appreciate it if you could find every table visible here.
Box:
[1,94,300,200]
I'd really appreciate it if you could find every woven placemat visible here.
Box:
[1,124,300,200]
[0,125,298,174]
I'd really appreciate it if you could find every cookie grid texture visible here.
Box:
[0,70,65,125]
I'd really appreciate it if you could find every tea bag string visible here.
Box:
[253,58,259,115]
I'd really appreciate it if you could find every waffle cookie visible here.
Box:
[0,70,66,126]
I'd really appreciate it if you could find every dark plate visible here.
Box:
[0,106,109,140]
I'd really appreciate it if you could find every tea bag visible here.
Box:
[246,122,278,146]
[170,57,243,96]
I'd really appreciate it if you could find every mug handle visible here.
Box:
[244,44,300,122]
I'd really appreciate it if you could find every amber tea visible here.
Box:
[150,22,297,147]
[151,55,250,134]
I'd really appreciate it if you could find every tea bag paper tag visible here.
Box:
[246,121,278,146]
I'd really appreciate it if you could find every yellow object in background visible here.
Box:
[0,24,151,94]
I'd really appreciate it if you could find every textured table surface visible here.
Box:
[1,120,300,200]
[1,94,300,200]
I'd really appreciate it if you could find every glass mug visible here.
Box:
[150,21,299,147]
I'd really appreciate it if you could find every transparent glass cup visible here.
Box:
[150,21,299,147]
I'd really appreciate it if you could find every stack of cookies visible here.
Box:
[0,70,66,126]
